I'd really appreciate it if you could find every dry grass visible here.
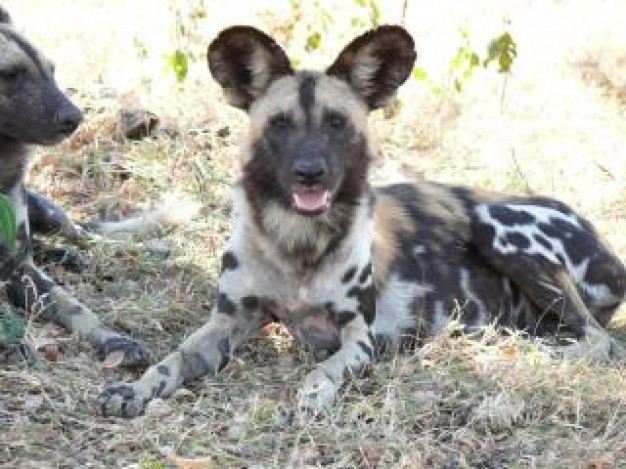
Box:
[1,1,626,467]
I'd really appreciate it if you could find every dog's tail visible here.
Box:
[83,191,202,239]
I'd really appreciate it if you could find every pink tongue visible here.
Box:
[293,190,329,211]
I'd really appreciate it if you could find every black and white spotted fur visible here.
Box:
[0,8,150,366]
[97,25,625,418]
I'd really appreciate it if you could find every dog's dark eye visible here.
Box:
[325,111,346,130]
[0,67,23,81]
[269,113,293,130]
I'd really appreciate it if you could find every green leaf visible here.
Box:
[351,17,365,27]
[451,49,464,70]
[305,31,322,51]
[412,67,429,81]
[431,85,443,96]
[0,193,17,251]
[454,78,462,93]
[165,50,189,83]
[133,36,148,59]
[369,1,381,27]
[484,32,517,74]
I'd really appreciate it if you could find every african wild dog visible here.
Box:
[97,25,626,418]
[0,8,150,366]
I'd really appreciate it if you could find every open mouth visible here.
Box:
[292,188,331,215]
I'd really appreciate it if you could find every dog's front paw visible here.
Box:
[298,368,340,415]
[0,339,38,364]
[33,246,90,272]
[96,382,151,418]
[101,336,152,368]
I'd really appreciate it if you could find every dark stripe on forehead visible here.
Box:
[0,29,47,77]
[298,73,317,123]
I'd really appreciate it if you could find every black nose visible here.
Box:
[55,106,83,134]
[294,159,328,185]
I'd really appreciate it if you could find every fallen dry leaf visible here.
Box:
[172,387,196,402]
[102,350,125,369]
[145,398,172,417]
[587,455,615,469]
[43,344,59,362]
[39,154,58,167]
[161,446,215,469]
[40,322,68,338]
[500,344,517,360]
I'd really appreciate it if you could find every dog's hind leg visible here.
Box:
[544,270,626,360]
[472,203,626,361]
[479,257,623,361]
[5,260,152,367]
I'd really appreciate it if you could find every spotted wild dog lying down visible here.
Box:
[97,25,626,418]
[0,8,150,367]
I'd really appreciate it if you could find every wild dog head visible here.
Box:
[208,26,415,220]
[0,8,82,145]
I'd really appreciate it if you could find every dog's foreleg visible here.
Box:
[298,285,376,413]
[96,307,263,418]
[6,260,151,366]
[26,189,85,240]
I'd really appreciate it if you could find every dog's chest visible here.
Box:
[262,269,344,349]
[0,152,27,194]
[223,234,372,349]
[221,195,375,349]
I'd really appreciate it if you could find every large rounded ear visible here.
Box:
[208,26,293,110]
[326,25,416,110]
[0,8,13,24]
